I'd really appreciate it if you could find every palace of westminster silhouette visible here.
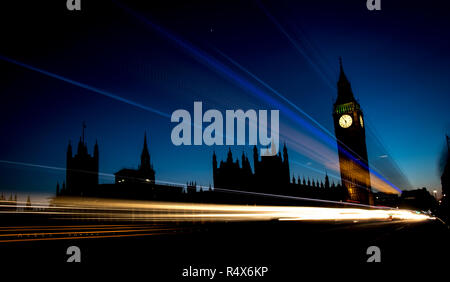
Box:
[57,60,374,205]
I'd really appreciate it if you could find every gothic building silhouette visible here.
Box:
[212,144,347,201]
[57,124,346,203]
[115,133,155,184]
[60,123,99,196]
[213,144,290,193]
[58,125,188,201]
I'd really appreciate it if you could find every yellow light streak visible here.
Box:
[0,197,430,222]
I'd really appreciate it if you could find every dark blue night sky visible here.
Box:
[0,0,449,197]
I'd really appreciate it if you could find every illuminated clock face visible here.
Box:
[339,114,352,128]
[360,116,364,128]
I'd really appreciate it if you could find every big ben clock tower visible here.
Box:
[333,58,373,204]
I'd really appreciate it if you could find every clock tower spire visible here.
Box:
[336,57,356,104]
[332,58,373,204]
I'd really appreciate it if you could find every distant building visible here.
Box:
[400,188,438,211]
[115,134,155,184]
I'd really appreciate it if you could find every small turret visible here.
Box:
[325,172,330,189]
[227,147,233,163]
[140,133,151,172]
[212,150,217,169]
[283,142,288,163]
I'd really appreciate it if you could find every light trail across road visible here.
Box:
[1,197,431,222]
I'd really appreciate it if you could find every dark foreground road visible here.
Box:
[1,217,449,278]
